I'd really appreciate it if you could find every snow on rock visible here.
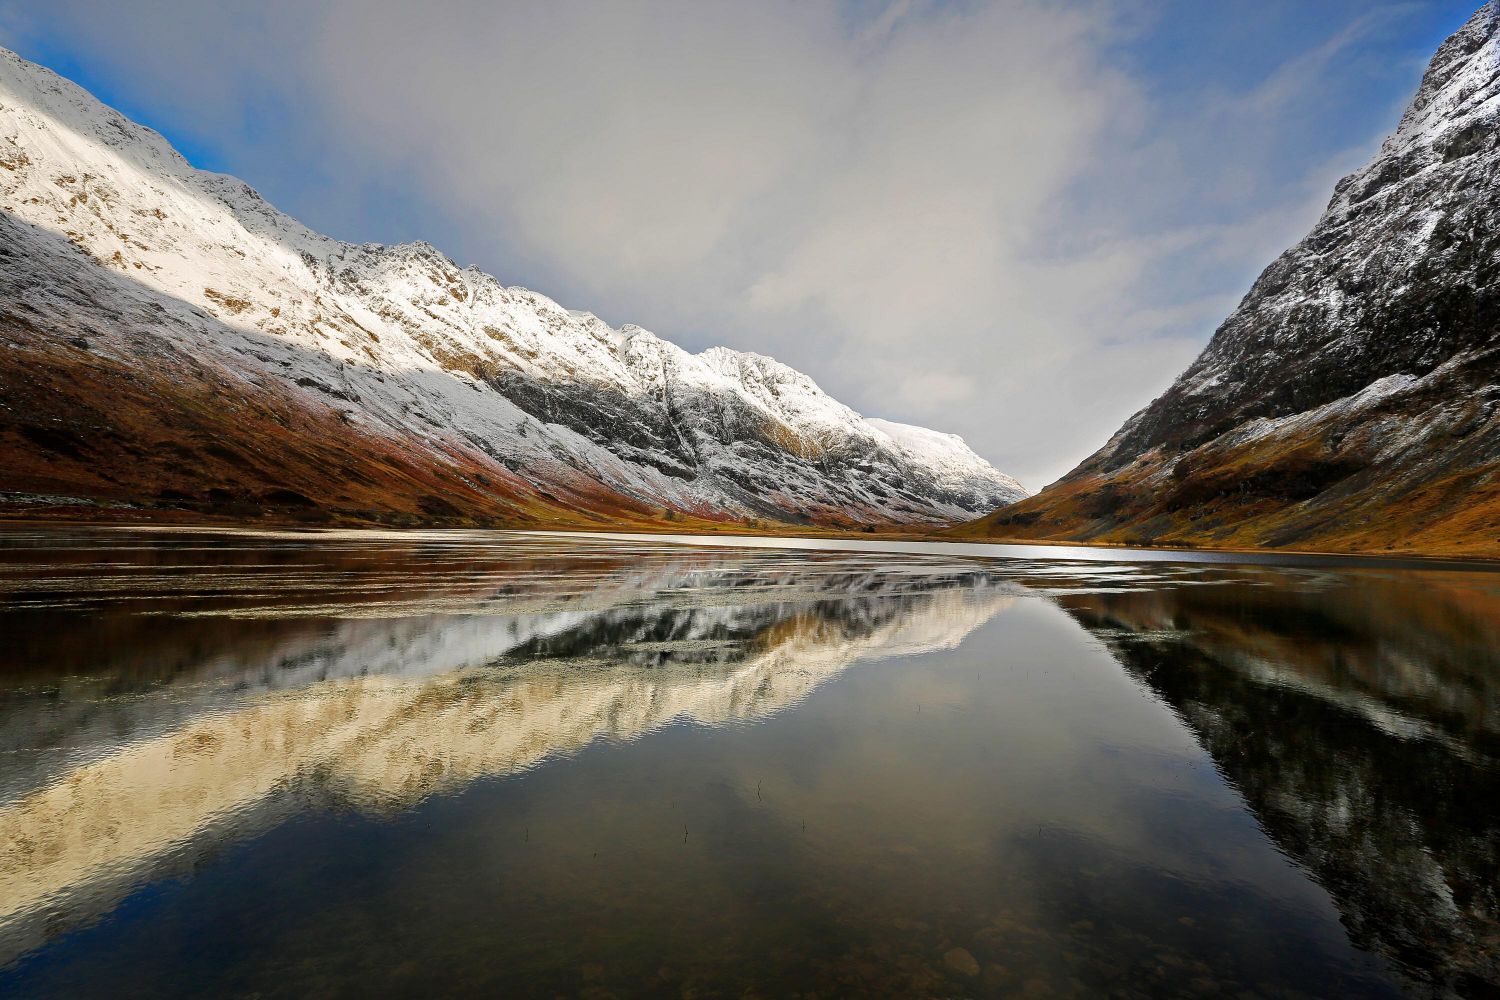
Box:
[1062,0,1500,478]
[0,46,1024,525]
[977,3,1500,554]
[867,418,1025,501]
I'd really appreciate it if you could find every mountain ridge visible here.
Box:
[0,46,1024,529]
[960,2,1500,557]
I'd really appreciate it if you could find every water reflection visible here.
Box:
[0,528,1496,997]
[1059,573,1500,996]
[0,530,1016,968]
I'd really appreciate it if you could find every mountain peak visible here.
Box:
[1391,0,1500,150]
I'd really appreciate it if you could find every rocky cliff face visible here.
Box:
[966,3,1500,555]
[0,48,1023,528]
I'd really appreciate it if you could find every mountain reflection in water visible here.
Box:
[0,527,1497,998]
[1058,573,1500,997]
[0,530,1015,968]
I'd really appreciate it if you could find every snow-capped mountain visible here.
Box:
[966,2,1500,555]
[0,47,1024,528]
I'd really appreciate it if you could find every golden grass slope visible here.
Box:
[955,353,1500,558]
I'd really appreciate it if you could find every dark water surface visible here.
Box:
[0,527,1497,998]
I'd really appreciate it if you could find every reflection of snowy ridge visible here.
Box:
[0,554,744,797]
[0,542,1025,803]
[0,47,1024,524]
[1209,647,1488,764]
[1060,580,1500,995]
[0,580,1012,964]
[1067,583,1500,750]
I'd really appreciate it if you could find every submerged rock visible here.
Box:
[942,947,981,977]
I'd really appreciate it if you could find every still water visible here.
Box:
[0,526,1496,998]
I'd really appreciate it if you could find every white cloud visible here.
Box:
[297,0,1160,486]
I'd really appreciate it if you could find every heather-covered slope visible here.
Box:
[0,47,1024,528]
[963,3,1500,556]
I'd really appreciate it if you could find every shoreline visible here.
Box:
[3,509,1499,572]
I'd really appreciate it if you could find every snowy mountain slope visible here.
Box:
[964,2,1500,556]
[0,46,1024,527]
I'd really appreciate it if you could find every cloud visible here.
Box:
[299,0,1167,486]
[0,0,1456,488]
[313,1,855,285]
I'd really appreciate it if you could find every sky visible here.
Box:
[0,0,1482,488]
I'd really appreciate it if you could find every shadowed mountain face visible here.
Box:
[1058,572,1500,997]
[965,3,1500,557]
[0,48,1023,530]
[2,528,1498,997]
